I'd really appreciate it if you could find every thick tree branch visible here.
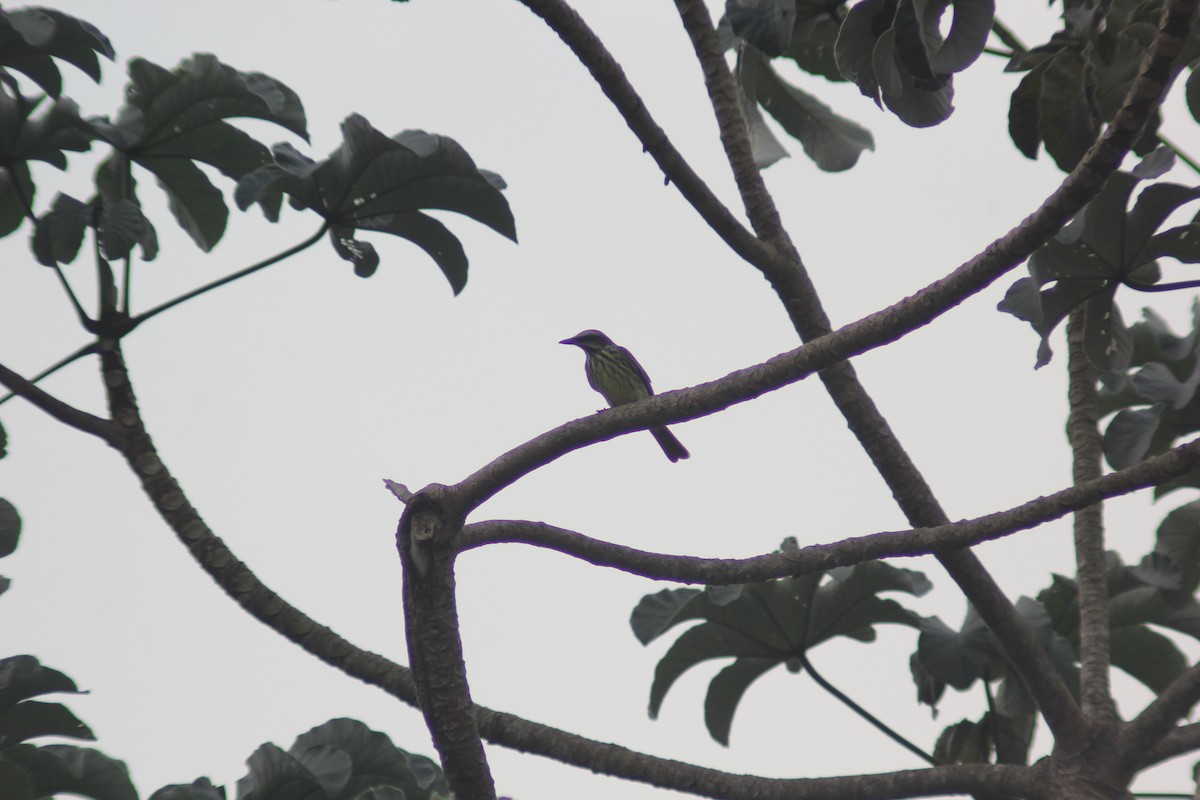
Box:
[0,359,115,442]
[1066,312,1114,720]
[1120,663,1200,774]
[515,0,776,269]
[93,339,410,696]
[86,338,1046,799]
[458,434,1200,580]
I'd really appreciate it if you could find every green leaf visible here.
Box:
[0,657,80,713]
[637,562,927,742]
[630,588,703,645]
[1008,65,1046,160]
[0,8,114,97]
[237,743,322,800]
[1156,500,1200,593]
[0,700,94,746]
[149,778,226,800]
[288,719,449,800]
[0,500,19,557]
[934,718,991,765]
[785,10,845,81]
[1110,625,1187,694]
[925,0,994,74]
[0,94,91,170]
[726,0,797,57]
[2,744,136,800]
[1039,53,1097,172]
[745,51,874,171]
[236,115,515,293]
[97,199,154,262]
[1103,405,1164,469]
[0,757,33,800]
[704,657,777,746]
[0,161,33,237]
[89,54,309,250]
[1187,61,1200,124]
[32,193,89,266]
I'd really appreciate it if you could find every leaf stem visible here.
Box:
[800,651,938,766]
[126,224,329,332]
[0,342,98,408]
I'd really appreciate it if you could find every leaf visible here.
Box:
[0,500,20,557]
[89,54,309,250]
[32,193,89,266]
[1156,500,1200,593]
[1084,288,1131,372]
[2,744,136,800]
[287,718,449,800]
[1110,625,1188,694]
[631,588,703,645]
[1188,61,1200,125]
[747,51,874,171]
[0,94,92,171]
[1039,53,1097,172]
[0,8,114,97]
[637,562,927,742]
[149,778,226,800]
[97,199,154,262]
[1102,404,1164,469]
[1008,65,1046,160]
[704,657,777,745]
[785,11,845,81]
[0,161,34,237]
[727,0,797,57]
[934,718,991,764]
[236,115,515,293]
[0,700,94,746]
[926,0,994,74]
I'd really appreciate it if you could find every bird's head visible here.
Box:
[560,329,614,351]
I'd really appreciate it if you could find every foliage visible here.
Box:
[632,559,930,745]
[999,149,1200,370]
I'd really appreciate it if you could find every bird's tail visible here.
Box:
[650,426,690,462]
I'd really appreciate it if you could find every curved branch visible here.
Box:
[1066,312,1113,720]
[515,0,776,269]
[0,359,115,441]
[459,434,1200,581]
[90,336,1045,799]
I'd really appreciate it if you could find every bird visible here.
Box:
[560,329,689,462]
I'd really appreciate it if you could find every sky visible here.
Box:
[2,1,1200,798]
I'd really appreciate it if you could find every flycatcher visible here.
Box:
[560,329,689,462]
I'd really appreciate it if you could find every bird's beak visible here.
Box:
[559,337,578,346]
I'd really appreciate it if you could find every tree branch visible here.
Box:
[397,486,495,800]
[1066,312,1114,720]
[1120,663,1200,774]
[0,359,115,442]
[673,0,786,243]
[86,335,1046,799]
[515,0,775,268]
[458,434,1200,580]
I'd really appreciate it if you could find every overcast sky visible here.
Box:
[3,1,1200,798]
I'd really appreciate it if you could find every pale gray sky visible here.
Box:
[2,1,1199,798]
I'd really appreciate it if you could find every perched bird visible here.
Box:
[560,329,689,462]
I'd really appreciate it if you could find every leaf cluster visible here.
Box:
[1000,149,1200,370]
[1006,0,1200,171]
